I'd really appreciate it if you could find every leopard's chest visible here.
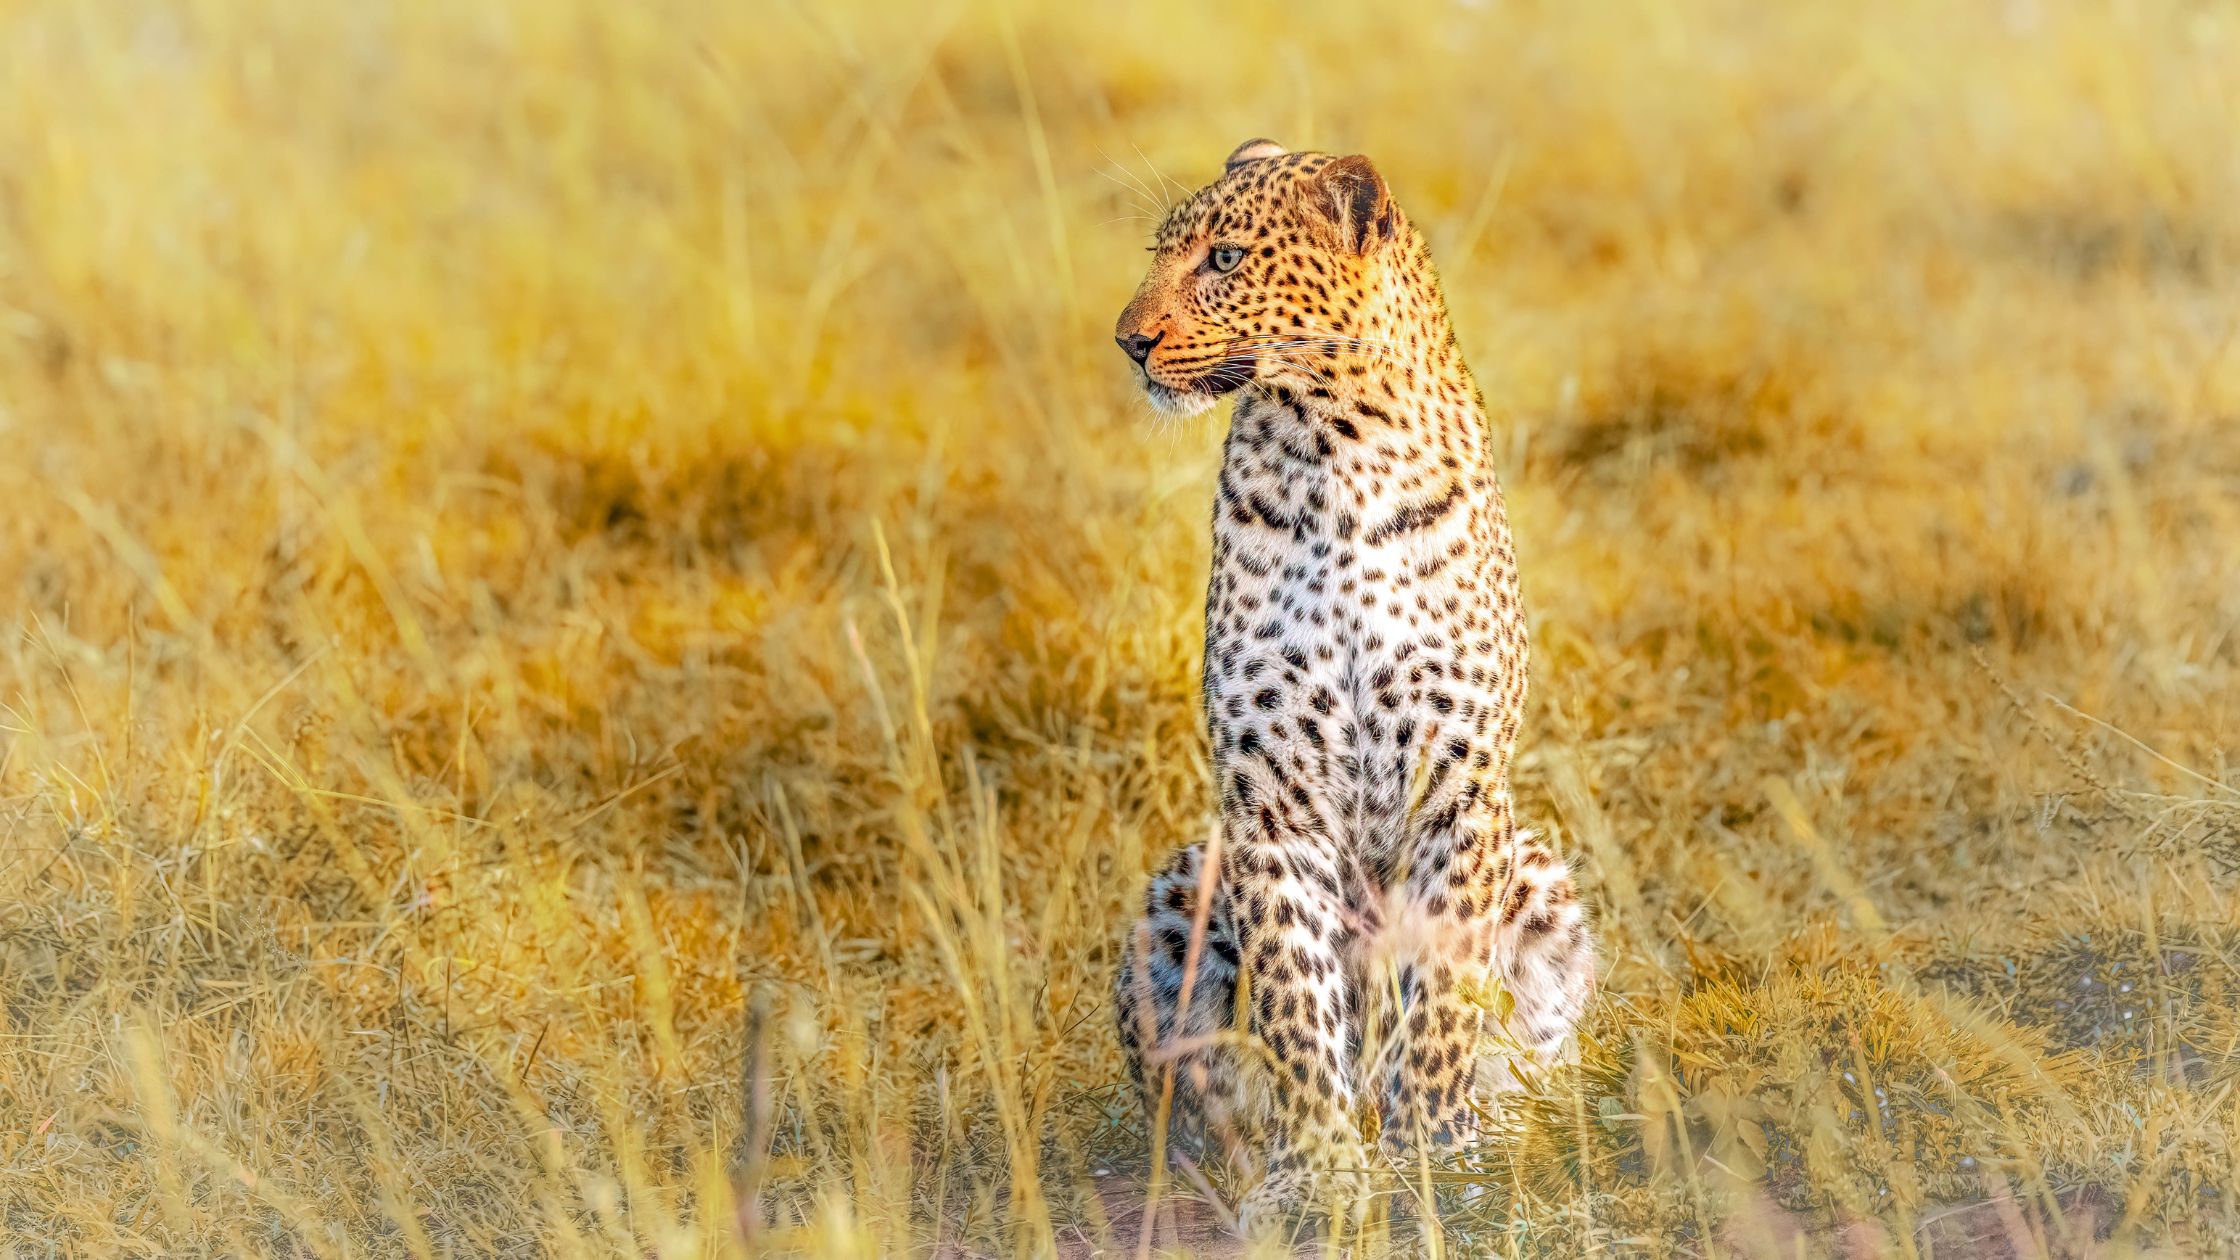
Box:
[1199,399,1525,851]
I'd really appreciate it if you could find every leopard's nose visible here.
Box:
[1116,330,1162,365]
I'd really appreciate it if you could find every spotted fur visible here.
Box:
[1110,140,1596,1233]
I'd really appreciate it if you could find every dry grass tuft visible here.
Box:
[3,0,2238,1255]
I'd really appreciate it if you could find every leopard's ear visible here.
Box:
[1224,138,1287,171]
[1309,153,1401,255]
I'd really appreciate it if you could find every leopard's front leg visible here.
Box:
[1373,806,1503,1153]
[1218,773,1373,1235]
[1379,794,1594,1152]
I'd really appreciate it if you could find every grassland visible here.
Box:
[2,0,2238,1255]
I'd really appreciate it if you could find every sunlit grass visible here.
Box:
[2,0,2237,1255]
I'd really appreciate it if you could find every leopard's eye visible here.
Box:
[1209,245,1245,273]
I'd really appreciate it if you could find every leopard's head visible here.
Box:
[1114,139,1409,415]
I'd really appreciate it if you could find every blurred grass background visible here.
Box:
[2,0,2238,1255]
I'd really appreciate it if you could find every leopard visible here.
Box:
[1109,139,1597,1235]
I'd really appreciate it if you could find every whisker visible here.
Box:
[1237,334,1406,350]
[1245,346,1405,361]
[1235,337,1405,352]
[1131,141,1182,212]
[1240,344,1409,364]
[1096,149,1163,210]
[1093,160,1170,232]
[1242,344,1405,358]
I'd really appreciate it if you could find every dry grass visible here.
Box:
[3,0,2239,1255]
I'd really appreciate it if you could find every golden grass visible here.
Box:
[3,0,2238,1254]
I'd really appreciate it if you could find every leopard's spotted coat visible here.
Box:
[1111,140,1596,1232]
